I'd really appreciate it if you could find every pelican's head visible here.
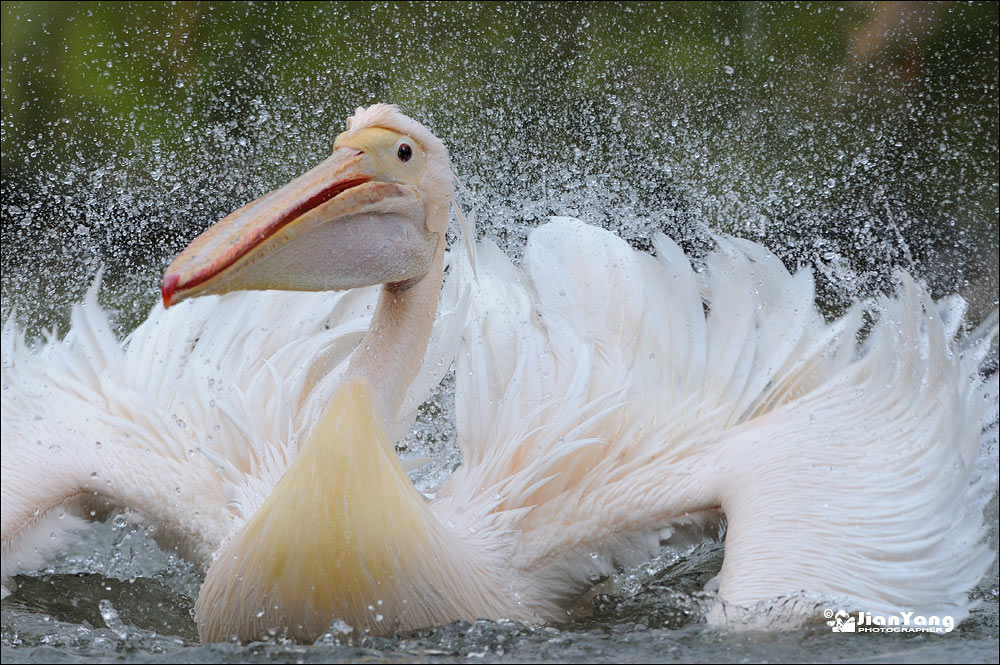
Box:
[161,104,453,307]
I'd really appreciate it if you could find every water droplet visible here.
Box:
[99,599,128,640]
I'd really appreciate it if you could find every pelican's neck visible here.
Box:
[196,377,508,641]
[195,212,512,641]
[344,233,446,421]
[196,379,431,639]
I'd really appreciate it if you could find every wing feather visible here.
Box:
[441,217,995,625]
[2,272,461,590]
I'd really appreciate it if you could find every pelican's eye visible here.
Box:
[397,143,412,162]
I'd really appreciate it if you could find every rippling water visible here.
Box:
[3,523,997,663]
[2,2,997,662]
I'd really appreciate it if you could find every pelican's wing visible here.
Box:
[438,217,996,626]
[0,284,357,589]
[1,279,461,593]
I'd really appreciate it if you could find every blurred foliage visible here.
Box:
[1,1,998,332]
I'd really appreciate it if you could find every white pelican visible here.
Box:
[1,104,996,642]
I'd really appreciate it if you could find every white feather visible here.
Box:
[1,277,458,578]
[1,217,994,630]
[438,218,996,625]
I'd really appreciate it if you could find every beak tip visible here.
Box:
[161,273,179,309]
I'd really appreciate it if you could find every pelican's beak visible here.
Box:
[162,132,432,308]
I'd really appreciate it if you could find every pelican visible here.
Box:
[1,104,996,642]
